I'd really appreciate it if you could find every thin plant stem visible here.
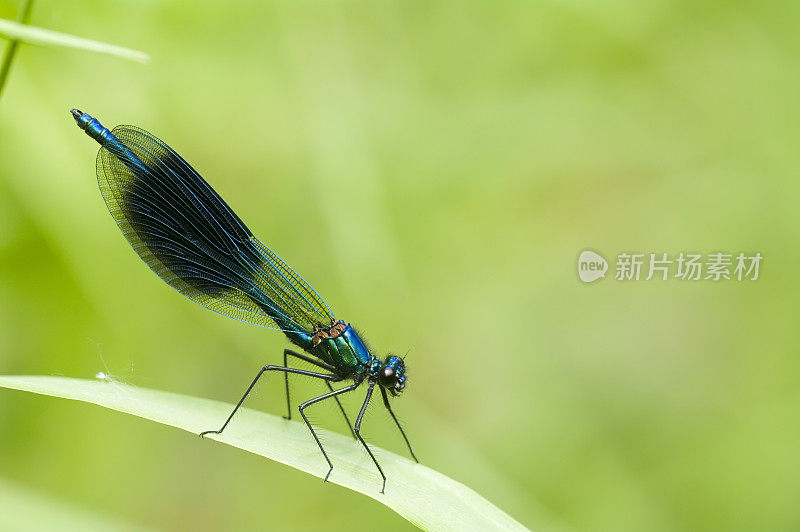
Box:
[0,0,34,102]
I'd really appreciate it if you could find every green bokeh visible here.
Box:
[1,1,799,530]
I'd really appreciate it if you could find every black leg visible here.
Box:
[380,386,418,463]
[282,349,334,419]
[323,380,356,438]
[298,382,361,482]
[200,364,339,438]
[282,349,356,438]
[354,380,387,494]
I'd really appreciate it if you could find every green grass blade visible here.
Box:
[0,19,148,63]
[0,0,34,101]
[0,376,528,531]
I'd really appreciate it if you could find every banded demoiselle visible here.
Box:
[70,109,417,493]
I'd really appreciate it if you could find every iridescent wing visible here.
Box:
[95,125,335,334]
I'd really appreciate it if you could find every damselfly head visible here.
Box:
[377,355,406,396]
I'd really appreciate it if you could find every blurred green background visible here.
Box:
[2,1,799,530]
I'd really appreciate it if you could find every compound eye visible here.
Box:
[379,366,396,386]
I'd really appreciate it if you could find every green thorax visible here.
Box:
[312,322,373,375]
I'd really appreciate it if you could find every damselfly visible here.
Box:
[70,109,417,493]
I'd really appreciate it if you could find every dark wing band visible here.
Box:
[95,125,335,333]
